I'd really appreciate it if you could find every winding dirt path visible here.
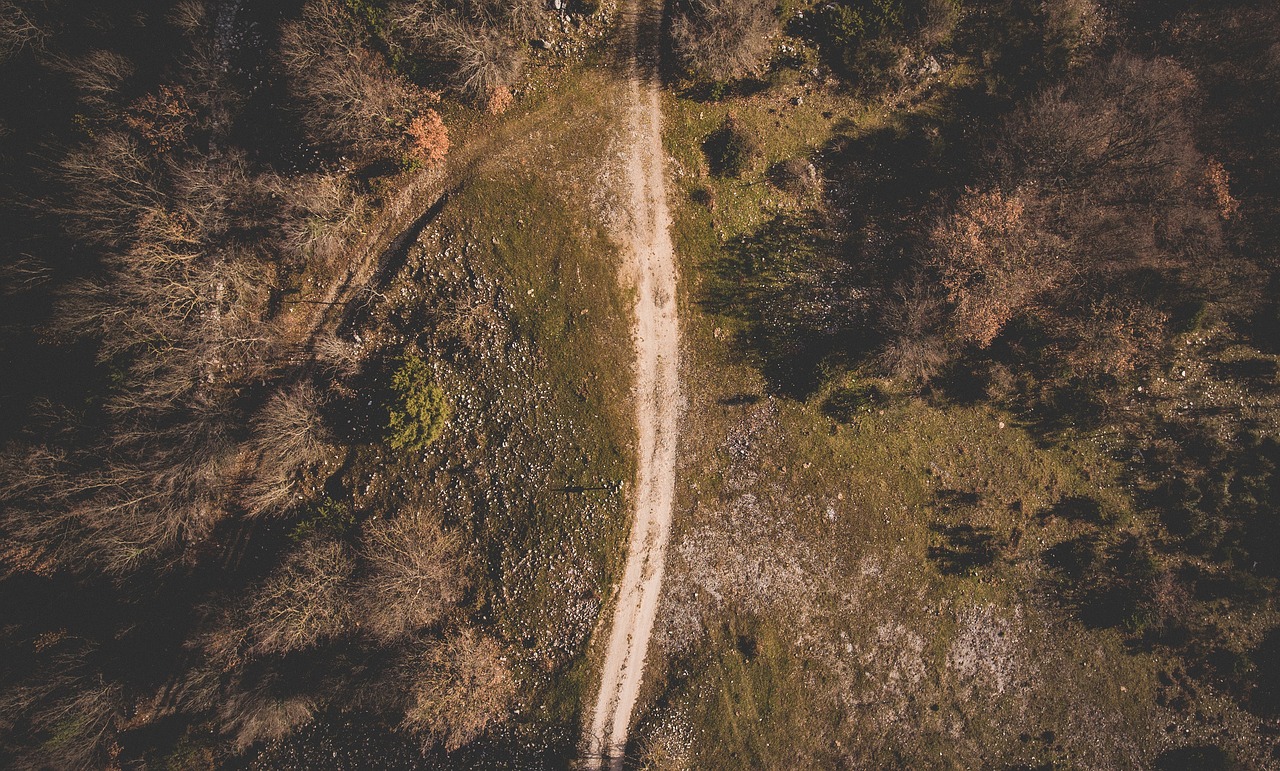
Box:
[582,2,680,768]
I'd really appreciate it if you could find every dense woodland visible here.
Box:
[0,0,1278,768]
[0,1,593,767]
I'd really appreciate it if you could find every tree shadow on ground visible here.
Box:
[701,214,873,399]
[933,488,981,511]
[1154,744,1238,771]
[701,110,982,399]
[1042,533,1168,634]
[821,383,883,423]
[927,522,1002,576]
[1038,495,1114,526]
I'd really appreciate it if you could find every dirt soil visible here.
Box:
[582,1,682,768]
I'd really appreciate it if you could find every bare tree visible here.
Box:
[217,670,317,751]
[0,445,80,574]
[671,0,778,82]
[263,171,363,265]
[78,397,240,573]
[426,14,524,99]
[997,53,1203,221]
[400,628,514,752]
[878,278,951,384]
[55,130,161,247]
[167,0,207,34]
[0,0,45,62]
[49,49,135,107]
[244,538,354,657]
[0,643,124,771]
[915,0,962,50]
[356,512,468,643]
[252,382,331,478]
[314,334,363,378]
[389,0,534,99]
[280,0,418,155]
[20,677,124,770]
[243,381,332,518]
[0,395,243,576]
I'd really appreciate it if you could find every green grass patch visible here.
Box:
[335,66,638,754]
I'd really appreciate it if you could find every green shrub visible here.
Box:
[291,497,355,541]
[820,0,905,47]
[387,353,449,451]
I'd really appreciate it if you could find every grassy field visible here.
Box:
[250,61,644,767]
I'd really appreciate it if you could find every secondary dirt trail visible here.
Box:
[582,2,681,768]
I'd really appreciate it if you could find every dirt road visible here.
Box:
[582,2,681,768]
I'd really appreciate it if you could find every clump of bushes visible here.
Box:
[671,0,779,84]
[387,353,449,451]
[769,157,820,196]
[803,0,960,93]
[389,0,541,101]
[405,109,450,166]
[280,0,420,156]
[704,114,759,177]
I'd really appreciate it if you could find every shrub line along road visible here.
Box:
[582,1,682,767]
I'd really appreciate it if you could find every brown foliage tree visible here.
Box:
[405,110,450,167]
[931,187,1066,347]
[928,53,1221,367]
[124,85,193,152]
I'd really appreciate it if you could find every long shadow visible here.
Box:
[227,703,580,770]
[333,189,454,340]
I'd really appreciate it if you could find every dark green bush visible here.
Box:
[821,0,905,47]
[704,114,759,178]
